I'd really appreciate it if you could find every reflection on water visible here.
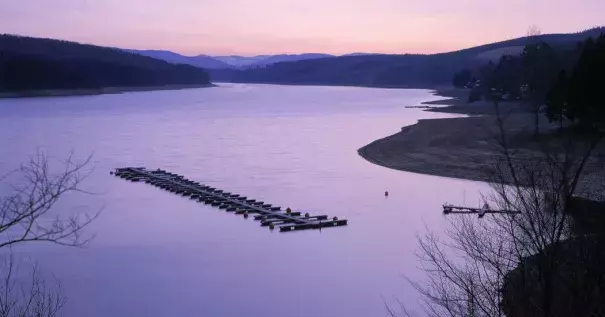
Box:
[0,84,486,317]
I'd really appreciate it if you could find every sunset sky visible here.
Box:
[1,0,604,56]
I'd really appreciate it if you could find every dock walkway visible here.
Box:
[113,167,347,232]
[443,204,520,218]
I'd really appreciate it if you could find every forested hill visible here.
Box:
[0,35,211,92]
[210,27,605,88]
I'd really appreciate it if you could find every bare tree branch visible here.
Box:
[0,152,96,317]
[399,96,604,317]
[0,255,66,317]
[0,151,98,249]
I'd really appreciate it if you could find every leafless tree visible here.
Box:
[526,26,542,43]
[0,152,97,248]
[401,99,604,317]
[0,255,65,317]
[0,152,97,317]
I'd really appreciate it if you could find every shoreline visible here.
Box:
[0,82,434,99]
[0,83,216,99]
[357,87,532,183]
[357,117,498,183]
[422,87,528,115]
[215,81,446,90]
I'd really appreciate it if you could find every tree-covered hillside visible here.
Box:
[210,27,605,87]
[0,35,211,91]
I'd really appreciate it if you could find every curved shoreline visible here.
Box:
[358,117,494,183]
[0,83,216,99]
[358,88,529,183]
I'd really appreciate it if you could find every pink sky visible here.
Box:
[1,0,604,55]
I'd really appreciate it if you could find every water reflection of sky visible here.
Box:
[0,84,487,317]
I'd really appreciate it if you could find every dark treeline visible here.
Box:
[0,35,211,91]
[553,34,605,131]
[211,54,470,87]
[454,28,605,133]
[210,27,605,87]
[3,29,602,92]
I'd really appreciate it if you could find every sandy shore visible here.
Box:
[359,87,604,191]
[0,83,216,99]
[358,88,539,183]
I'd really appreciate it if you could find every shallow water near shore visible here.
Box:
[0,84,487,317]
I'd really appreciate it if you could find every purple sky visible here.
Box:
[1,0,604,55]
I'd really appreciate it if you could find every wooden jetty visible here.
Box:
[443,203,521,218]
[112,167,347,232]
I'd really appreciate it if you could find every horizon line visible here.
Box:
[4,26,604,58]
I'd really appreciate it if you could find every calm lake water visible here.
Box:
[0,84,486,317]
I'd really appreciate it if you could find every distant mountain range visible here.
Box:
[2,27,603,94]
[129,27,604,88]
[126,50,337,69]
[208,27,605,87]
[124,50,231,69]
[215,53,335,68]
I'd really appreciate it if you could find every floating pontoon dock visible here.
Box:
[112,167,347,232]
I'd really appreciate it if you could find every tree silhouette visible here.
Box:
[521,42,559,135]
[452,69,472,88]
[0,152,97,317]
[566,34,605,132]
[545,70,569,130]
